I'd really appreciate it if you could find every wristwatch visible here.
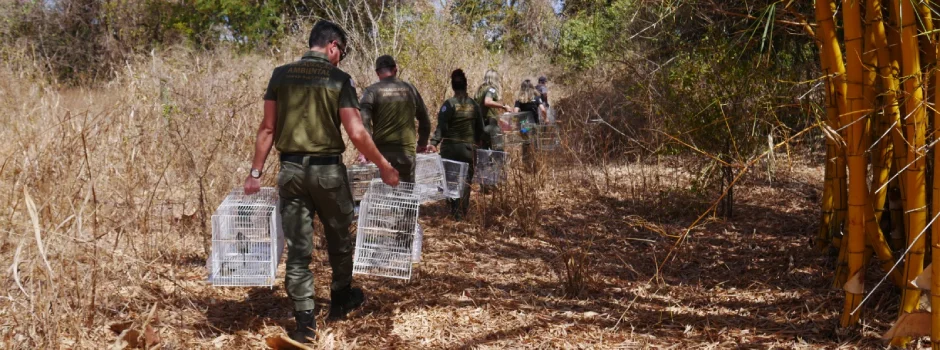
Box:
[250,168,262,179]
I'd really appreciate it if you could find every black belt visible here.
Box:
[280,154,341,165]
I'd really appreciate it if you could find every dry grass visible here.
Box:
[0,45,905,349]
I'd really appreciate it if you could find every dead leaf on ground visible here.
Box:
[109,321,134,334]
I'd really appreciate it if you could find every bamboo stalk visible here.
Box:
[931,9,940,347]
[872,0,901,224]
[816,0,849,253]
[864,0,903,288]
[839,0,867,327]
[886,0,909,250]
[892,0,929,344]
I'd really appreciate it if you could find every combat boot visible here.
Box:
[328,286,365,320]
[289,309,316,343]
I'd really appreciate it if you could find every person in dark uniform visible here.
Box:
[514,80,547,171]
[357,55,431,182]
[474,69,512,151]
[429,69,485,220]
[243,20,399,344]
[535,75,549,107]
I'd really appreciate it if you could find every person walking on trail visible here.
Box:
[535,76,549,107]
[242,20,399,345]
[514,80,547,124]
[514,80,547,172]
[474,69,512,152]
[429,69,485,220]
[357,55,431,182]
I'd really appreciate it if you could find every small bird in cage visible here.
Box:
[236,231,250,262]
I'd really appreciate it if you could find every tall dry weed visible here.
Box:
[0,19,557,344]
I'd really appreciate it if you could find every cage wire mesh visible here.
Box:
[353,180,420,280]
[412,223,423,263]
[208,187,284,287]
[474,149,508,185]
[442,159,469,199]
[533,124,561,151]
[348,163,379,202]
[414,153,446,202]
[498,112,536,133]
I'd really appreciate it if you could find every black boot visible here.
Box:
[328,286,365,320]
[289,309,316,343]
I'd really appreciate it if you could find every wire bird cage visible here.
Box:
[348,163,379,202]
[442,159,469,199]
[474,149,508,185]
[414,153,446,202]
[498,112,536,133]
[353,180,420,280]
[532,123,561,151]
[208,188,284,287]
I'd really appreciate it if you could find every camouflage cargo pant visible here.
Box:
[277,159,355,312]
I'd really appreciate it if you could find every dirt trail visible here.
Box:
[120,158,903,349]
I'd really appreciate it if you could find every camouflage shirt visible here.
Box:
[263,51,359,155]
[431,95,485,146]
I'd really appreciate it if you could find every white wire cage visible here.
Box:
[353,180,420,280]
[348,163,379,202]
[414,153,446,202]
[532,124,561,151]
[442,159,469,199]
[208,187,284,287]
[473,149,508,185]
[412,223,423,263]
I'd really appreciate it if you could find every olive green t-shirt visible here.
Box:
[263,51,359,155]
[359,77,430,155]
[431,95,484,146]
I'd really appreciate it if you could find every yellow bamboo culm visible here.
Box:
[892,0,929,345]
[931,17,940,350]
[886,0,908,251]
[839,0,867,327]
[872,0,903,250]
[815,0,848,253]
[859,0,904,288]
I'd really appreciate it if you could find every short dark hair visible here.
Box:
[451,69,467,91]
[375,55,397,72]
[308,20,348,49]
[538,76,547,83]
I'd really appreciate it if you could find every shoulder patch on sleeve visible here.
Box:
[440,104,447,113]
[488,88,496,94]
[350,78,356,88]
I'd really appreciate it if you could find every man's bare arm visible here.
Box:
[251,101,277,169]
[244,100,277,194]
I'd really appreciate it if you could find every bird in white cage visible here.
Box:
[236,231,250,263]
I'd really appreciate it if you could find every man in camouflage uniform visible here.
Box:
[243,20,399,344]
[430,69,484,220]
[358,55,431,182]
